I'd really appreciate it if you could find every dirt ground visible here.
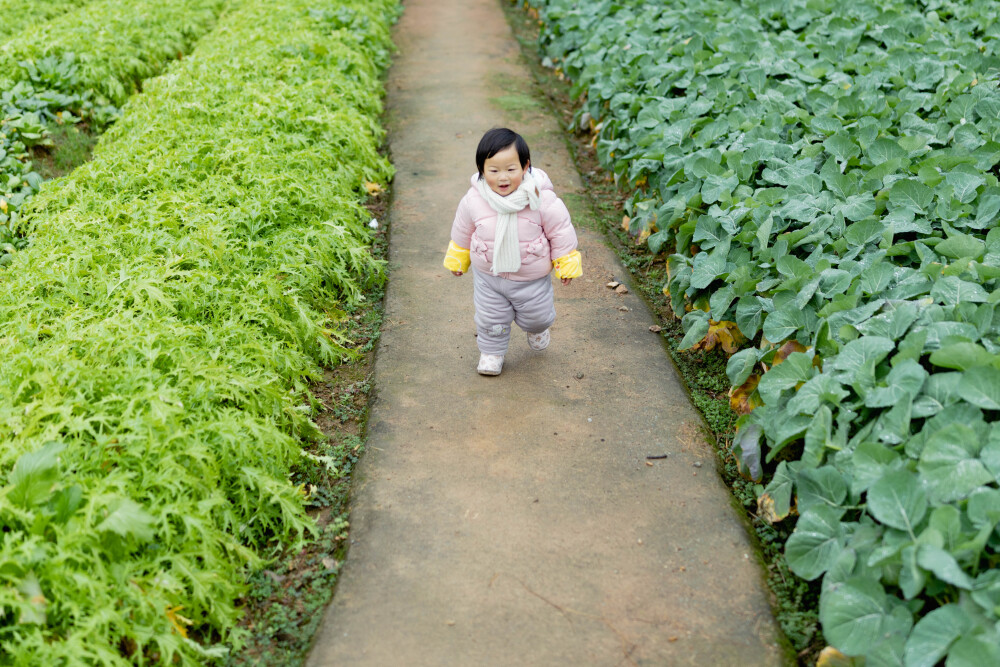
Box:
[305,0,789,664]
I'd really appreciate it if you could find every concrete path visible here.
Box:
[307,0,787,664]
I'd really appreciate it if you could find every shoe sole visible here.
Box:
[478,368,502,376]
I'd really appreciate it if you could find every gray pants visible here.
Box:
[473,269,556,355]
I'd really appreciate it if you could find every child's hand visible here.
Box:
[451,270,464,276]
[561,277,572,286]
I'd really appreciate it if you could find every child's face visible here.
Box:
[482,144,529,197]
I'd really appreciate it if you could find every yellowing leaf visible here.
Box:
[700,320,745,354]
[771,340,808,367]
[730,374,762,415]
[757,492,789,523]
[816,646,860,667]
[0,199,7,213]
[166,605,192,638]
[363,181,382,195]
[621,215,631,231]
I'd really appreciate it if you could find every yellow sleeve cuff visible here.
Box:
[444,241,471,273]
[553,250,582,279]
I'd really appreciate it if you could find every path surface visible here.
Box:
[307,0,787,664]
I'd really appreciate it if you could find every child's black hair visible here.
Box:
[475,128,531,179]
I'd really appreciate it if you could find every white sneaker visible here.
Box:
[477,353,504,376]
[527,328,550,351]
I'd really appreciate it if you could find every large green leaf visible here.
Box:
[943,165,985,205]
[851,440,900,495]
[820,577,890,656]
[787,374,849,415]
[915,544,973,589]
[966,487,1000,529]
[735,296,764,338]
[899,544,926,601]
[930,275,988,304]
[865,469,927,534]
[826,336,895,387]
[762,302,810,344]
[825,132,861,164]
[837,193,877,222]
[902,604,972,667]
[689,237,730,289]
[864,359,927,408]
[872,395,913,446]
[757,351,815,405]
[733,422,764,481]
[946,635,1000,667]
[889,179,934,214]
[980,426,1000,482]
[917,423,993,503]
[935,232,985,260]
[785,505,845,580]
[956,366,1000,409]
[796,466,848,513]
[856,262,896,297]
[866,138,907,166]
[913,372,963,418]
[929,343,997,371]
[726,347,759,387]
[678,310,711,350]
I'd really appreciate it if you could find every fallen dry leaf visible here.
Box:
[615,284,629,294]
[649,325,662,333]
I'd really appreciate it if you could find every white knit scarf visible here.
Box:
[476,170,540,274]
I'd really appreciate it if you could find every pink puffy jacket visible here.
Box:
[450,168,578,282]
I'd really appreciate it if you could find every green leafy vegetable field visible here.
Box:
[527,0,1000,662]
[0,0,79,42]
[1,0,229,260]
[0,0,396,662]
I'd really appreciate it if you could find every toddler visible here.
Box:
[444,128,582,376]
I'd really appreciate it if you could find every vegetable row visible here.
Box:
[0,0,81,42]
[528,0,1000,662]
[0,0,396,663]
[1,0,228,246]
